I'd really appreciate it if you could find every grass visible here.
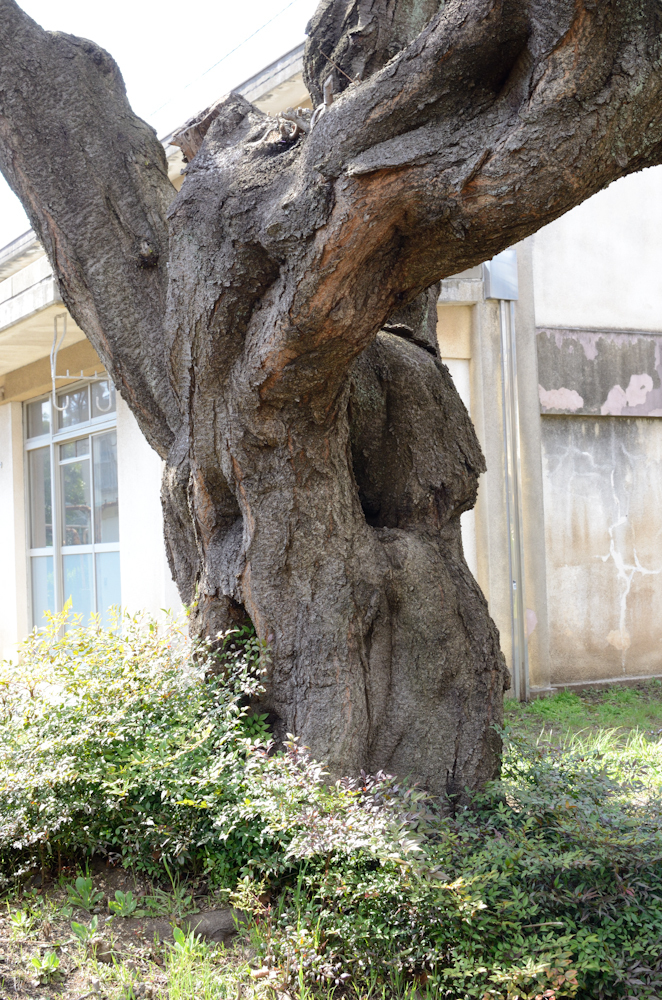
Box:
[505,679,662,742]
[2,677,662,999]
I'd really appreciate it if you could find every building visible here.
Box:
[2,44,662,697]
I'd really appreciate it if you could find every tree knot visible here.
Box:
[136,239,159,268]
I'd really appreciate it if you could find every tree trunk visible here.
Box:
[3,0,662,798]
[163,292,506,795]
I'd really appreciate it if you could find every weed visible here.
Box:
[8,908,34,935]
[108,889,138,917]
[30,949,60,982]
[67,875,104,911]
[71,915,99,944]
[505,681,662,741]
[171,925,205,957]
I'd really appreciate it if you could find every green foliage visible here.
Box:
[242,730,662,999]
[0,609,271,883]
[108,889,138,917]
[2,613,662,998]
[30,949,60,981]
[67,874,103,911]
[71,915,98,943]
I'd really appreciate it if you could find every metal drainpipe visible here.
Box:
[484,251,530,701]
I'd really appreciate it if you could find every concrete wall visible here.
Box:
[0,402,28,661]
[542,416,662,683]
[437,304,477,578]
[533,166,662,687]
[116,397,181,620]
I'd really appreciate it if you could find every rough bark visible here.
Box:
[2,0,662,798]
[0,5,178,456]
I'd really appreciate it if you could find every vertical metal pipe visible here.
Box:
[499,299,530,700]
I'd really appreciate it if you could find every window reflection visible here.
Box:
[27,399,51,438]
[93,430,119,543]
[58,387,89,429]
[62,458,92,545]
[29,447,52,548]
[60,439,89,461]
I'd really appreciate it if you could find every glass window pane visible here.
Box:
[58,387,89,429]
[60,438,89,461]
[61,458,91,545]
[96,552,121,627]
[93,430,119,543]
[91,380,116,418]
[28,447,53,548]
[31,556,54,627]
[63,553,93,624]
[27,398,51,438]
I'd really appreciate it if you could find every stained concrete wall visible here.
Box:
[533,165,662,687]
[542,416,662,683]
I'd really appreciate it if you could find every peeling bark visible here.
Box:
[2,0,662,797]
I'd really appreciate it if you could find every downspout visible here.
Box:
[483,251,530,701]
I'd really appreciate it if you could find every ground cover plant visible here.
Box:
[1,615,662,999]
[505,683,662,743]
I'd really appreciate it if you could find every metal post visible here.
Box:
[498,300,529,701]
[484,250,530,701]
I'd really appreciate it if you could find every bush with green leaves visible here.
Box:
[2,613,662,999]
[0,608,277,882]
[258,731,662,1000]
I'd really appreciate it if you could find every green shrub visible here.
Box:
[2,614,662,998]
[0,608,276,882]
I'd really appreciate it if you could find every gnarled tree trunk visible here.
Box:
[2,0,662,798]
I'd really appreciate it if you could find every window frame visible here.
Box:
[24,380,119,627]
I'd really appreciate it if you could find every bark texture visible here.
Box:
[2,0,662,798]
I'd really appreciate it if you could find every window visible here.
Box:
[25,380,120,628]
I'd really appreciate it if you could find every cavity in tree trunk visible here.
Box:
[2,0,662,798]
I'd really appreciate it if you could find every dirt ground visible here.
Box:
[0,860,254,1000]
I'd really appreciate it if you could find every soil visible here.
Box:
[0,861,250,999]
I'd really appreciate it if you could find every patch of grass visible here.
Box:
[505,680,662,742]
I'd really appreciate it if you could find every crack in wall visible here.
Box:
[599,463,660,671]
[542,418,662,680]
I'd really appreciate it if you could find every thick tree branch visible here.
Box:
[0,0,179,456]
[214,0,662,412]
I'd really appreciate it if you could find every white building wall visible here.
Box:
[0,402,28,662]
[533,166,662,333]
[116,397,181,620]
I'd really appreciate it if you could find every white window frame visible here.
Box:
[24,380,119,627]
